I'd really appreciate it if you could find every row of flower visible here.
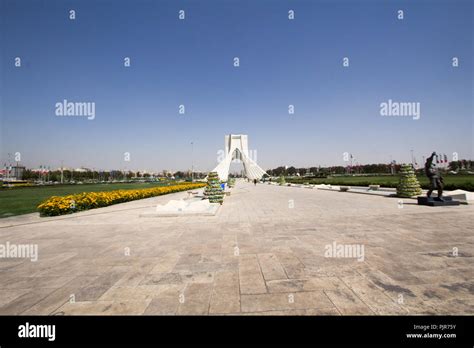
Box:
[37,183,206,217]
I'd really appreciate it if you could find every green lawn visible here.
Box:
[0,182,177,218]
[284,175,474,191]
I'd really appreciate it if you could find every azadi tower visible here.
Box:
[212,134,267,181]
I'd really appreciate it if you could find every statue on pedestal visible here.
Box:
[425,152,444,200]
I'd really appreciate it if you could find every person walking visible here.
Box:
[253,179,257,186]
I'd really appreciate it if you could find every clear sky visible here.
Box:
[1,0,473,172]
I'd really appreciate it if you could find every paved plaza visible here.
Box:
[0,181,473,315]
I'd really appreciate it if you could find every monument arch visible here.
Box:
[212,134,267,181]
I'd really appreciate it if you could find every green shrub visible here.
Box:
[204,172,224,204]
[397,165,422,197]
[278,176,286,185]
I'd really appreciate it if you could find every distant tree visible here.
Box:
[331,166,346,174]
[449,161,460,171]
[49,171,60,182]
[22,169,35,180]
[269,166,286,176]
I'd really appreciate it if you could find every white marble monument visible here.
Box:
[212,134,267,181]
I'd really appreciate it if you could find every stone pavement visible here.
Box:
[0,181,472,315]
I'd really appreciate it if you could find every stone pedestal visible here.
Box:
[417,196,460,206]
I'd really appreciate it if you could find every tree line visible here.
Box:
[266,160,474,177]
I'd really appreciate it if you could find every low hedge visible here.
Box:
[37,182,206,217]
[284,177,474,192]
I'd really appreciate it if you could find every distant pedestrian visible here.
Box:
[253,179,257,186]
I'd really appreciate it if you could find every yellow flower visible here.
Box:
[37,183,205,216]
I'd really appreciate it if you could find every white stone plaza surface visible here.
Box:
[0,182,472,315]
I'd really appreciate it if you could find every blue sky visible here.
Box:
[1,0,472,172]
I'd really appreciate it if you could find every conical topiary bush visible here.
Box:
[204,172,224,204]
[397,164,422,197]
[278,176,286,186]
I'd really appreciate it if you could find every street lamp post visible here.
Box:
[60,160,64,184]
[191,141,194,182]
[6,153,12,180]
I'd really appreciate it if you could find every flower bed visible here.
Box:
[37,183,206,216]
